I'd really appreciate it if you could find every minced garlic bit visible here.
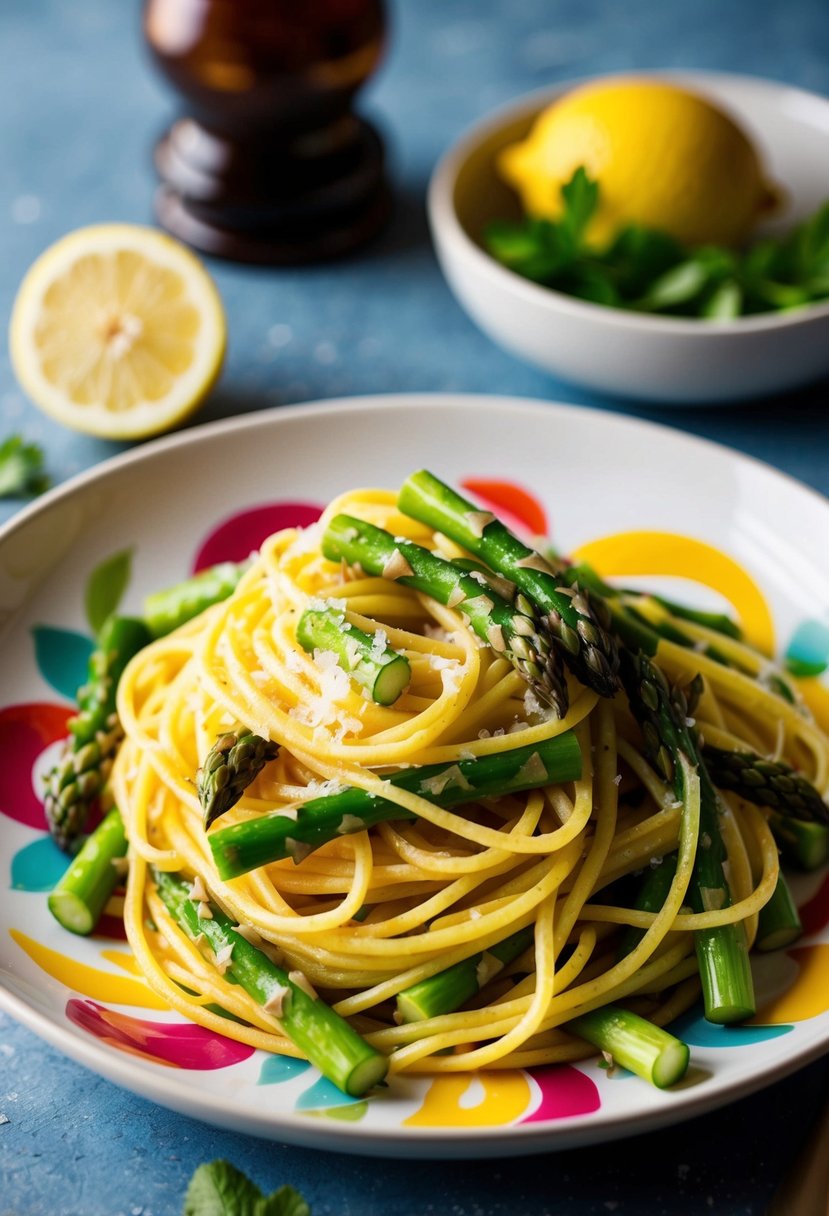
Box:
[288,970,318,1000]
[514,551,557,575]
[197,901,213,920]
[475,951,502,989]
[214,943,234,974]
[487,623,506,652]
[464,510,495,538]
[233,923,263,947]
[514,752,548,785]
[337,814,366,835]
[285,837,314,864]
[420,764,473,798]
[446,585,466,609]
[263,984,292,1017]
[382,548,415,580]
[189,875,209,903]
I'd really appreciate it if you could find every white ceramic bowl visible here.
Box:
[428,71,829,404]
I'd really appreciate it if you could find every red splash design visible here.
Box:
[193,502,324,571]
[65,999,254,1069]
[460,479,548,539]
[93,914,129,942]
[521,1065,601,1122]
[797,873,829,937]
[0,703,72,829]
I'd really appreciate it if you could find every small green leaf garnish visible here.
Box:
[0,435,49,499]
[182,1160,310,1216]
[484,169,829,319]
[84,548,133,637]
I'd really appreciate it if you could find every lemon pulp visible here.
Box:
[499,79,776,248]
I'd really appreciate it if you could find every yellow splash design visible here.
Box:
[754,945,829,1023]
[572,531,775,655]
[99,949,142,976]
[403,1071,531,1128]
[10,930,167,1010]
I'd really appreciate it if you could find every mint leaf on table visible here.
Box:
[0,435,49,499]
[183,1160,311,1216]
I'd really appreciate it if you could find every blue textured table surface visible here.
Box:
[3,2,829,1213]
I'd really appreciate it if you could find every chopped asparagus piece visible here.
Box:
[755,872,803,952]
[143,561,251,638]
[198,730,279,830]
[296,604,411,706]
[153,869,387,1097]
[209,734,582,878]
[395,927,534,1023]
[568,1004,690,1088]
[322,513,569,715]
[397,470,619,698]
[703,746,829,824]
[48,808,127,935]
[44,615,151,852]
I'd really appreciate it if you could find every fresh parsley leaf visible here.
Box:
[182,1161,310,1216]
[702,279,743,319]
[558,166,599,245]
[0,435,49,499]
[634,259,712,311]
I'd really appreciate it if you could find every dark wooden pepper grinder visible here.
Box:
[143,0,390,264]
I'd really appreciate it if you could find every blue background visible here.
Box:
[2,1,829,1212]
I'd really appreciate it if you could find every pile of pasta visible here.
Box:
[111,486,828,1075]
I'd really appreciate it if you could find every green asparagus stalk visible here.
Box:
[619,647,755,1024]
[755,872,803,952]
[209,733,582,879]
[44,615,152,852]
[322,514,569,715]
[47,807,128,935]
[395,927,533,1023]
[616,853,679,962]
[622,591,742,640]
[153,869,387,1097]
[296,604,411,706]
[198,730,280,830]
[769,812,829,871]
[703,746,829,824]
[567,1004,690,1088]
[397,471,619,698]
[143,560,251,638]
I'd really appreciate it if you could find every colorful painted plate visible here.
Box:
[2,394,829,1158]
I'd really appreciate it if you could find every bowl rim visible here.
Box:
[427,67,829,337]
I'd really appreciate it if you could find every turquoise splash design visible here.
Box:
[11,836,69,891]
[670,1007,793,1047]
[295,1075,362,1110]
[32,626,93,699]
[257,1055,311,1085]
[784,619,829,678]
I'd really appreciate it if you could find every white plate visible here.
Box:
[2,394,829,1158]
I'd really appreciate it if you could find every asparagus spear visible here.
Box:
[43,615,152,852]
[198,730,279,831]
[47,808,127,935]
[769,812,829,871]
[395,927,533,1023]
[567,1005,690,1088]
[322,514,569,715]
[619,647,755,1024]
[209,733,582,878]
[296,604,411,706]
[143,560,251,638]
[616,854,679,961]
[755,873,803,951]
[397,470,619,698]
[702,746,829,824]
[153,869,387,1097]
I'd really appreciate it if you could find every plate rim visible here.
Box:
[2,390,829,1156]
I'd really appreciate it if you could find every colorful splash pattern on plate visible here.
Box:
[3,480,829,1129]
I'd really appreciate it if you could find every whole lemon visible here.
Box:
[498,78,775,247]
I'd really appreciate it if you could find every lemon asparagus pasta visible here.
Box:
[46,473,829,1097]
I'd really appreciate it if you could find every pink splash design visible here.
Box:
[0,702,73,829]
[460,479,549,539]
[193,502,324,571]
[797,873,829,937]
[66,999,254,1069]
[521,1065,601,1122]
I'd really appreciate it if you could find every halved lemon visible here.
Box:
[9,224,226,440]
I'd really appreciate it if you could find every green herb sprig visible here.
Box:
[0,435,49,498]
[183,1161,310,1216]
[485,167,829,320]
